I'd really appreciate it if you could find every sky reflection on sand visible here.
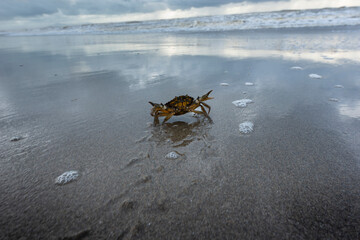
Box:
[339,100,360,119]
[2,28,360,65]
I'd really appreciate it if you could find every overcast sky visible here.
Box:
[1,0,359,31]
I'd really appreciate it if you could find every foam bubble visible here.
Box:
[232,99,253,108]
[220,83,229,86]
[166,152,179,159]
[239,121,254,134]
[291,66,303,70]
[55,171,79,185]
[334,85,344,88]
[309,73,322,79]
[245,82,254,86]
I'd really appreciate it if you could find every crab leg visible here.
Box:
[201,102,211,114]
[191,108,213,123]
[162,113,175,123]
[152,111,160,125]
[199,105,210,117]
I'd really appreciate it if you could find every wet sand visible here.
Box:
[1,27,360,239]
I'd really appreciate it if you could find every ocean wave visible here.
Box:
[4,7,360,36]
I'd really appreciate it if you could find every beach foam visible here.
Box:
[309,73,322,79]
[232,99,253,108]
[239,122,254,134]
[220,83,229,86]
[55,171,79,185]
[291,66,303,70]
[245,82,254,86]
[334,85,344,88]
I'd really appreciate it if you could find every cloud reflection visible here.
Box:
[339,100,360,119]
[3,32,360,65]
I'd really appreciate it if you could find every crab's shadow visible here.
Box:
[148,118,213,147]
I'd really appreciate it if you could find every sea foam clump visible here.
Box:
[334,85,344,88]
[291,66,303,70]
[239,122,254,134]
[232,99,253,108]
[166,152,179,159]
[220,83,229,86]
[55,171,79,185]
[245,82,254,86]
[309,73,322,79]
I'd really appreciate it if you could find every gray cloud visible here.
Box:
[0,0,276,20]
[61,0,167,15]
[164,0,275,10]
[0,0,68,20]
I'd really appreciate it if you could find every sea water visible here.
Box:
[2,7,360,36]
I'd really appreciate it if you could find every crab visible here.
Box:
[149,90,213,124]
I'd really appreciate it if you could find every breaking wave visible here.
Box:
[3,7,360,36]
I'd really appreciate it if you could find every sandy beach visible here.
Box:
[1,27,360,239]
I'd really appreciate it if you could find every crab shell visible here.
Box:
[149,90,213,124]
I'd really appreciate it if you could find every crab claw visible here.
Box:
[199,90,213,102]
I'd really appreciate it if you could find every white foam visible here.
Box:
[329,98,339,102]
[55,171,79,185]
[291,66,303,70]
[309,73,322,79]
[166,152,179,159]
[220,83,229,86]
[232,99,253,108]
[334,85,344,88]
[245,82,254,86]
[239,121,254,134]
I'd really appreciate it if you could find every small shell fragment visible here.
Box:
[166,152,179,159]
[10,136,24,142]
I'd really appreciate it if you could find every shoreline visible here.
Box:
[1,24,359,37]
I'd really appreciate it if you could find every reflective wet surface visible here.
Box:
[0,27,360,239]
